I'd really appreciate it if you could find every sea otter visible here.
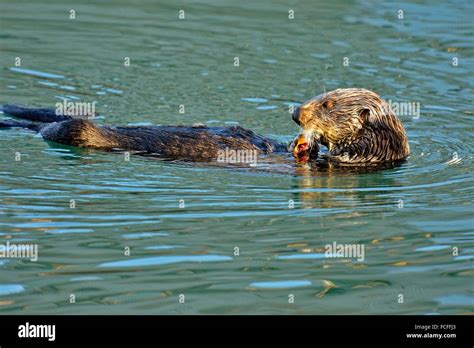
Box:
[289,88,410,164]
[0,88,409,165]
[0,104,287,161]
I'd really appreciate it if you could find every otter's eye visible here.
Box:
[322,100,334,109]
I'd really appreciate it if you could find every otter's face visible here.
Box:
[292,88,383,149]
[291,88,410,163]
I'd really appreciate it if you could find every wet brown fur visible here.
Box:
[40,120,285,160]
[292,88,410,164]
[0,104,285,161]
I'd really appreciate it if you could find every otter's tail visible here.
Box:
[0,119,44,131]
[1,104,72,123]
[0,104,73,131]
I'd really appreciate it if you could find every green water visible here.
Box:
[0,0,473,314]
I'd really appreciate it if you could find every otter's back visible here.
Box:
[40,120,285,160]
[114,125,285,159]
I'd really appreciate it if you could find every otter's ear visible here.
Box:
[359,108,374,123]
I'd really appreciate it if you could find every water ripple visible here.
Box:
[98,255,233,268]
[0,284,25,296]
[249,280,312,289]
[10,67,64,79]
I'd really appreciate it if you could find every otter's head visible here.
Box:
[292,88,410,163]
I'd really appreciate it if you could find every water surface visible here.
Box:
[0,0,472,314]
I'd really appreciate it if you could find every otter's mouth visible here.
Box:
[290,133,320,162]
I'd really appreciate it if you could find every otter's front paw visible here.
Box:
[288,135,299,154]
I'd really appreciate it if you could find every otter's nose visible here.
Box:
[292,106,301,125]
